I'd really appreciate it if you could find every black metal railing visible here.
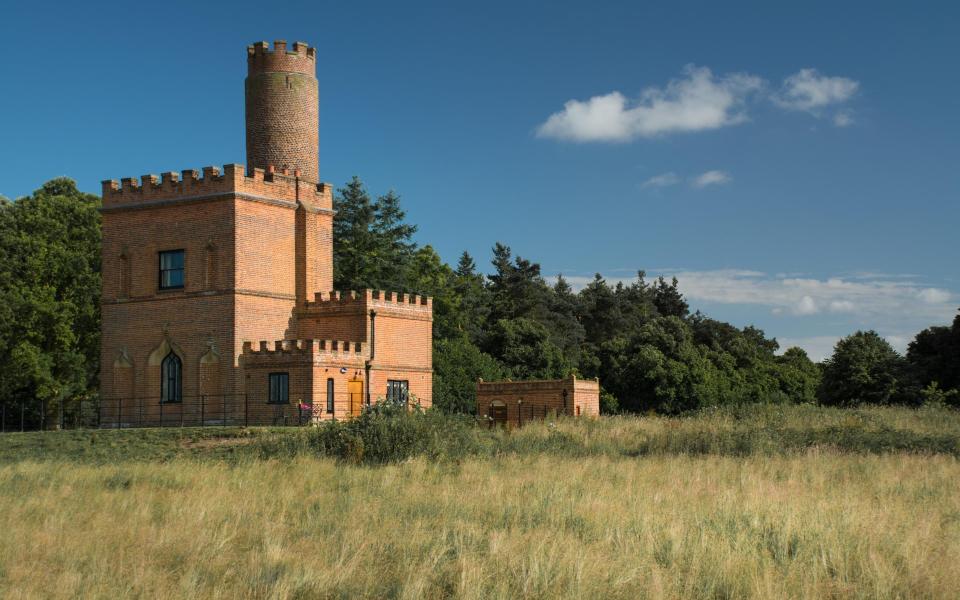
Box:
[0,394,315,432]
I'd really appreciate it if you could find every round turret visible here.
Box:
[245,40,319,182]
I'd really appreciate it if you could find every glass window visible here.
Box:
[386,380,409,406]
[268,373,289,404]
[161,351,182,403]
[159,250,185,290]
[326,378,334,413]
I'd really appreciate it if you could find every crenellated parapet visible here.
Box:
[101,164,333,210]
[302,289,432,315]
[241,339,367,364]
[248,40,315,77]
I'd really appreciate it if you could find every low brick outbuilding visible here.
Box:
[476,376,600,427]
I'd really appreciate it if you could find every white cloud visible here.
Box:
[691,170,732,188]
[883,335,912,355]
[773,68,859,112]
[828,300,856,313]
[919,288,951,304]
[794,295,818,315]
[536,65,763,142]
[641,172,680,188]
[833,110,854,127]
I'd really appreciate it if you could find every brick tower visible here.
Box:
[99,41,432,428]
[245,40,319,182]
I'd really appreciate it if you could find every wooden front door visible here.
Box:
[348,379,364,417]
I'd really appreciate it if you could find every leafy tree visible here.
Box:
[774,347,821,404]
[0,179,101,423]
[433,337,505,414]
[485,317,570,380]
[907,312,960,392]
[616,316,728,413]
[404,245,460,340]
[819,331,906,406]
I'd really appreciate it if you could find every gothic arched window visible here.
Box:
[161,351,182,403]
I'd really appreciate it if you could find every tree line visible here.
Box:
[0,177,957,421]
[332,177,959,413]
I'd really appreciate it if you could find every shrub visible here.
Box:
[257,401,482,464]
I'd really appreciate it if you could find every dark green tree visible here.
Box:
[819,331,906,406]
[333,177,417,291]
[653,276,689,318]
[0,178,101,424]
[486,243,551,323]
[433,336,506,414]
[774,347,821,404]
[906,311,960,393]
[404,245,459,340]
[452,251,491,344]
[486,317,570,380]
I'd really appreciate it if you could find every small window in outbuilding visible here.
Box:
[326,378,335,413]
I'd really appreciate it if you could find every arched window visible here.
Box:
[161,351,182,403]
[326,378,334,414]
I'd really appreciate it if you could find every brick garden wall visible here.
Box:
[476,376,600,427]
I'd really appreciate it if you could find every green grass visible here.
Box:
[1,404,959,598]
[2,403,958,465]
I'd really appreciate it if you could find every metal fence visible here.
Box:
[481,403,559,428]
[1,394,315,432]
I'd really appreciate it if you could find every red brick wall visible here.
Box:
[100,191,239,420]
[241,344,367,423]
[476,376,600,426]
[368,367,433,409]
[245,41,319,182]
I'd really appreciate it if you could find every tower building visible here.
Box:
[98,41,432,426]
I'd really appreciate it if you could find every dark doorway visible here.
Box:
[489,401,508,427]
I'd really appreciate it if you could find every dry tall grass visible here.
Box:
[2,451,958,598]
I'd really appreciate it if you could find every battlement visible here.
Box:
[241,339,367,362]
[101,164,332,209]
[303,289,433,313]
[247,40,316,77]
[476,375,599,393]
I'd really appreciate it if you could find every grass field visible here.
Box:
[1,405,959,599]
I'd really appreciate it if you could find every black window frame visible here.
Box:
[268,372,289,405]
[161,351,182,404]
[159,249,185,291]
[386,380,409,406]
[326,378,334,413]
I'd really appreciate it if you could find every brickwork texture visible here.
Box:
[476,376,600,428]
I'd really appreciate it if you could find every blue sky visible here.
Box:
[1,0,957,360]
